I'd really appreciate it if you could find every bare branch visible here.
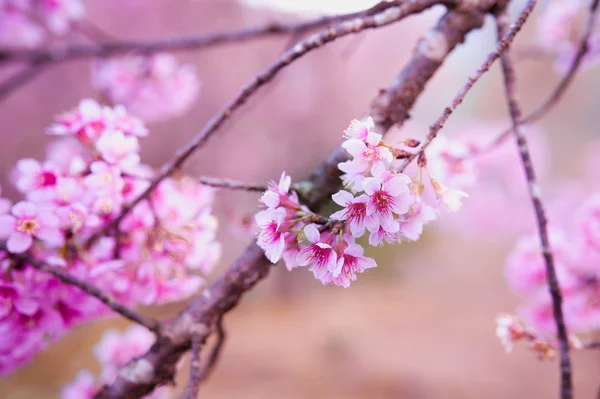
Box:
[7,249,159,332]
[397,0,537,172]
[195,176,266,192]
[185,335,203,399]
[85,0,448,248]
[94,4,490,397]
[496,4,573,399]
[195,317,226,385]
[471,0,600,158]
[0,0,423,64]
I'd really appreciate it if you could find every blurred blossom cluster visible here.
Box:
[0,0,84,47]
[0,99,220,374]
[92,54,200,123]
[537,0,600,73]
[256,118,468,288]
[61,325,170,399]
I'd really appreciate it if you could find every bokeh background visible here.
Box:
[2,0,600,397]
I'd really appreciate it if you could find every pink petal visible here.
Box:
[342,139,366,157]
[16,158,41,174]
[0,215,16,238]
[365,132,382,146]
[303,224,320,243]
[332,190,353,207]
[296,247,313,267]
[37,212,60,228]
[12,201,36,218]
[7,232,33,253]
[278,172,291,193]
[265,235,285,263]
[362,178,381,196]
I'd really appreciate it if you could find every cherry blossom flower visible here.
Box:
[297,224,338,280]
[91,53,200,122]
[330,190,373,236]
[363,171,412,227]
[328,240,376,288]
[13,158,61,201]
[95,130,141,170]
[255,207,288,263]
[61,369,96,399]
[0,201,63,253]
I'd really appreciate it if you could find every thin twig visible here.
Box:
[85,0,447,248]
[185,334,203,399]
[8,249,159,332]
[471,0,600,158]
[196,316,226,383]
[94,5,490,397]
[397,0,538,172]
[195,176,266,192]
[0,0,413,64]
[496,5,573,399]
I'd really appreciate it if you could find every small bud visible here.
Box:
[393,149,411,159]
[404,138,420,148]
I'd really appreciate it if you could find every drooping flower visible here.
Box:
[297,224,338,280]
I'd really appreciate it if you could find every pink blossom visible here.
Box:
[61,370,96,399]
[328,240,376,288]
[0,3,45,48]
[297,224,337,280]
[397,194,436,241]
[91,53,200,122]
[430,179,469,213]
[363,171,412,227]
[330,190,373,236]
[47,99,106,144]
[38,0,85,35]
[260,171,294,209]
[342,131,393,172]
[13,158,61,201]
[95,130,141,170]
[343,117,375,141]
[255,208,288,263]
[0,201,63,253]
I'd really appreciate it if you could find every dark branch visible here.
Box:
[7,249,159,332]
[496,4,573,399]
[0,62,48,100]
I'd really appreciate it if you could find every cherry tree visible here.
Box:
[0,0,599,398]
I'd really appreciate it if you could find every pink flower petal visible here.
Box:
[7,232,33,253]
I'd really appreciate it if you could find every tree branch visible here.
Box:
[0,0,419,64]
[94,3,491,397]
[396,0,537,171]
[7,249,159,332]
[496,4,573,399]
[85,0,450,248]
[471,0,600,158]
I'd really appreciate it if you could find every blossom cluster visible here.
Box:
[494,314,583,359]
[61,325,170,399]
[537,0,600,73]
[504,192,600,339]
[0,0,84,48]
[256,118,468,287]
[92,53,200,123]
[0,99,220,374]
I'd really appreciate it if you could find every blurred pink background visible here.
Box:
[1,0,600,397]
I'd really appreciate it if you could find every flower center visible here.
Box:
[38,171,57,187]
[17,218,40,235]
